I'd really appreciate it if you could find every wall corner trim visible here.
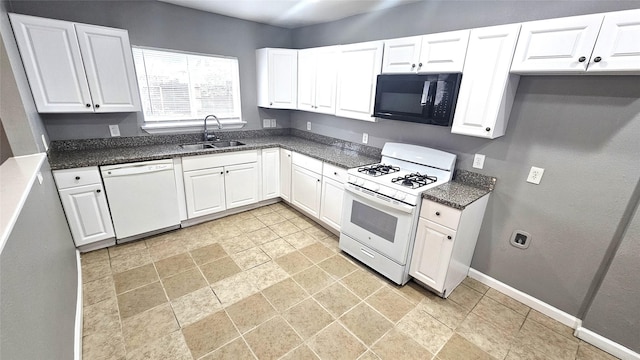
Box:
[74,249,83,360]
[575,327,640,360]
[468,268,639,360]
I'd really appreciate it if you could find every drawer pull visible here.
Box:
[75,176,80,180]
[435,211,440,216]
[447,235,452,240]
[360,248,375,259]
[96,189,101,193]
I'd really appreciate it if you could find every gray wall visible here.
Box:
[1,160,78,359]
[290,0,640,333]
[6,0,293,140]
[0,0,47,154]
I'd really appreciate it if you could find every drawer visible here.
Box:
[292,152,323,174]
[322,162,348,183]
[53,166,102,189]
[182,150,258,171]
[420,199,461,230]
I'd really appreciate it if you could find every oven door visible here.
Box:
[340,185,416,264]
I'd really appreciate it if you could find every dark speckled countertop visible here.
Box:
[422,169,497,210]
[47,131,381,170]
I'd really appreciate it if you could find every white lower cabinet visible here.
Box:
[261,148,280,200]
[182,151,259,219]
[320,177,344,231]
[409,195,490,297]
[53,167,114,247]
[183,167,226,218]
[291,165,322,218]
[280,149,292,202]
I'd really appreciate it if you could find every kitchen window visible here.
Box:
[132,47,245,132]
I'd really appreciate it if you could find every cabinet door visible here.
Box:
[261,148,280,200]
[9,13,93,113]
[510,14,603,74]
[409,219,455,293]
[451,24,521,139]
[59,184,114,246]
[588,9,640,74]
[297,48,316,111]
[75,24,141,112]
[320,177,344,231]
[291,165,322,218]
[381,36,422,74]
[313,47,339,114]
[269,49,298,109]
[335,41,383,121]
[225,162,259,209]
[418,30,470,73]
[183,167,226,219]
[280,149,292,202]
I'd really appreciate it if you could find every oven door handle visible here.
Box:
[345,185,414,214]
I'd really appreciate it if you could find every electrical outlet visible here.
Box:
[306,121,311,131]
[263,119,271,128]
[362,133,369,144]
[109,124,121,137]
[527,166,545,184]
[473,154,485,169]
[510,230,531,249]
[270,119,276,128]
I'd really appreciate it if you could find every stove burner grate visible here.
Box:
[391,173,437,189]
[358,164,400,177]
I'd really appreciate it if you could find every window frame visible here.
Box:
[131,45,246,133]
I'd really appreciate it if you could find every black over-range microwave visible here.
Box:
[373,73,462,126]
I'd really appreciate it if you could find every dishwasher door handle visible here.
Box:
[103,163,173,177]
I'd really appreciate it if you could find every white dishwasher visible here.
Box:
[101,159,180,242]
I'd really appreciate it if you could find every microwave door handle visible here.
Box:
[420,81,431,106]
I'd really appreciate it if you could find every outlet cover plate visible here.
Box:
[527,166,544,184]
[362,133,369,144]
[306,122,311,131]
[510,230,531,249]
[270,119,276,127]
[473,154,485,169]
[109,124,121,137]
[263,119,270,128]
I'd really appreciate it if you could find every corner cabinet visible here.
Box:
[451,23,521,139]
[261,148,280,200]
[52,167,115,248]
[256,48,298,109]
[9,13,140,113]
[410,196,490,298]
[511,9,640,75]
[335,41,383,121]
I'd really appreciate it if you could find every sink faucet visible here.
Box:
[203,114,222,142]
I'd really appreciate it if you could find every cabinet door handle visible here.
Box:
[418,62,422,67]
[334,172,338,175]
[85,104,91,108]
[220,172,223,175]
[593,56,602,63]
[95,104,100,108]
[485,127,491,132]
[226,170,229,174]
[411,63,416,68]
[435,211,440,216]
[270,102,273,106]
[578,56,586,62]
[317,179,320,182]
[96,189,101,193]
[447,235,452,240]
[75,176,80,180]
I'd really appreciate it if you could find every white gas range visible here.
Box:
[339,143,456,285]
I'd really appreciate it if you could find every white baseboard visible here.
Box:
[75,250,83,360]
[468,268,580,328]
[575,327,640,360]
[468,268,640,360]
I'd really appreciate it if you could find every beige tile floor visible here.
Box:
[81,202,618,360]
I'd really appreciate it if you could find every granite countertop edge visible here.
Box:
[423,170,497,210]
[47,135,381,171]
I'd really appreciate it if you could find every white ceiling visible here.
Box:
[158,0,421,28]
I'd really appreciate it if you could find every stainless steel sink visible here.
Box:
[179,143,215,150]
[210,140,245,148]
[179,140,245,150]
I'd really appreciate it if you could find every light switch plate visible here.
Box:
[473,154,485,169]
[263,119,271,128]
[307,122,311,131]
[270,119,276,128]
[109,124,121,137]
[527,166,545,184]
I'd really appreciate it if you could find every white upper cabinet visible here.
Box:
[335,41,383,121]
[297,46,338,114]
[511,9,640,74]
[382,31,470,74]
[511,14,603,74]
[9,13,140,113]
[75,24,141,112]
[451,23,521,139]
[256,48,297,109]
[588,9,640,74]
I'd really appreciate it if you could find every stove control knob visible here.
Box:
[348,175,356,183]
[396,192,406,201]
[385,189,397,198]
[370,183,380,191]
[356,178,365,186]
